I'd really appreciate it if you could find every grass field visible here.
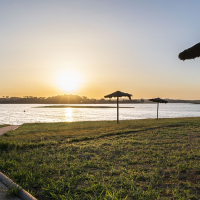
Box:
[1,118,200,199]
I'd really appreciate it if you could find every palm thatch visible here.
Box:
[179,42,200,60]
[104,91,132,124]
[149,97,168,120]
[149,97,168,103]
[104,91,132,100]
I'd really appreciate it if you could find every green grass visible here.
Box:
[1,118,200,199]
[6,184,22,198]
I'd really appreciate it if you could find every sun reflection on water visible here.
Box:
[64,108,73,122]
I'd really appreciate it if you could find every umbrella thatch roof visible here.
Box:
[149,97,168,103]
[104,91,132,100]
[179,42,200,60]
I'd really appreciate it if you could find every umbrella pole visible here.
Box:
[117,97,119,124]
[157,102,159,120]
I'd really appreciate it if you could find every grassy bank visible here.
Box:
[1,118,200,199]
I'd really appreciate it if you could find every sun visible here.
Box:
[56,70,81,92]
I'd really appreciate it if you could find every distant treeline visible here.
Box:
[0,95,198,104]
[0,94,139,104]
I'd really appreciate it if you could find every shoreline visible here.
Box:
[2,116,200,126]
[35,105,135,108]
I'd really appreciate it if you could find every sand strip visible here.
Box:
[0,126,20,136]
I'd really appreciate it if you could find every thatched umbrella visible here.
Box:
[104,91,132,124]
[149,97,168,120]
[179,42,200,60]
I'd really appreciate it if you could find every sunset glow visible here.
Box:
[1,1,200,99]
[56,70,81,92]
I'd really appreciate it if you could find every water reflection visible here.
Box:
[64,108,73,122]
[1,104,200,125]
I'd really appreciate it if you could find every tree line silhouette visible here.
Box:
[0,94,197,104]
[0,94,136,104]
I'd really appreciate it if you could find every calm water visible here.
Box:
[0,103,200,125]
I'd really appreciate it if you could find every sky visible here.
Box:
[1,0,200,99]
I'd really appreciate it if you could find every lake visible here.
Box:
[0,103,200,125]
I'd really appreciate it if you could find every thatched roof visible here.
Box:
[104,91,132,100]
[149,97,168,103]
[179,42,200,60]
